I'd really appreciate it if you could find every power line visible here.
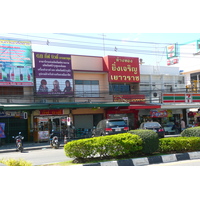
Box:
[0,33,200,60]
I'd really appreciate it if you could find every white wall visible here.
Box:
[140,65,180,75]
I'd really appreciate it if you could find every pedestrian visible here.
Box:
[181,119,186,131]
[174,122,180,134]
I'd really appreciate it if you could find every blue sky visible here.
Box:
[1,33,199,66]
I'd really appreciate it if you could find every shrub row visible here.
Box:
[181,126,200,137]
[128,130,159,154]
[159,137,200,153]
[64,133,143,159]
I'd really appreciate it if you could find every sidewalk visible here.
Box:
[0,141,65,153]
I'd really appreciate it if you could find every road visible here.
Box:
[147,159,200,166]
[0,147,73,166]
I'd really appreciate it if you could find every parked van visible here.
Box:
[92,118,129,137]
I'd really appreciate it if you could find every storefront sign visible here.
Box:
[103,56,140,83]
[40,109,63,115]
[113,94,145,104]
[34,52,73,95]
[0,111,27,118]
[166,44,178,59]
[150,110,172,118]
[0,39,33,86]
[163,93,200,103]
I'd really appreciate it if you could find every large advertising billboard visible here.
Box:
[103,56,140,83]
[34,52,73,95]
[0,39,33,86]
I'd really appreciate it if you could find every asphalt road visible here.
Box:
[0,147,73,166]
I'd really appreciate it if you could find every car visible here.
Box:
[163,122,175,135]
[139,122,165,138]
[92,118,129,137]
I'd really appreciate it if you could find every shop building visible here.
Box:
[0,38,195,144]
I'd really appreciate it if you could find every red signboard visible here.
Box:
[40,109,63,115]
[103,56,140,83]
[113,94,145,104]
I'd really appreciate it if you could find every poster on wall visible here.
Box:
[150,110,172,118]
[0,123,5,138]
[0,39,33,86]
[38,131,49,141]
[34,52,74,95]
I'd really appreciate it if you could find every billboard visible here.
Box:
[0,39,33,86]
[34,52,73,95]
[103,56,140,83]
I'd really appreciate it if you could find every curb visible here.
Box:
[82,151,200,166]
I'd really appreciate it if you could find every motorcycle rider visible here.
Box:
[14,132,24,148]
[49,131,58,146]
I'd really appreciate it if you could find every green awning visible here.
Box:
[0,102,130,111]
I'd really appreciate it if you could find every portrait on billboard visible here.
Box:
[36,78,73,95]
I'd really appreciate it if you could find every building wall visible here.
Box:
[73,72,112,102]
[140,65,180,75]
[177,41,200,72]
[71,55,103,71]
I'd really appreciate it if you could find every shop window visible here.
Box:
[109,84,130,94]
[75,80,99,97]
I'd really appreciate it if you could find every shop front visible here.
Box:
[0,111,29,145]
[140,109,182,134]
[106,107,139,130]
[71,108,105,138]
[33,109,70,142]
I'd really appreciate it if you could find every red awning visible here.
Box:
[128,104,161,109]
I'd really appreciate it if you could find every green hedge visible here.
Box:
[64,133,143,159]
[159,137,200,153]
[181,127,200,137]
[128,129,159,154]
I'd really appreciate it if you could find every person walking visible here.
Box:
[181,119,186,131]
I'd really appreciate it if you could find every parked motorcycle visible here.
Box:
[12,132,24,153]
[50,136,60,149]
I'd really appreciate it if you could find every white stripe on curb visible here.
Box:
[100,160,118,166]
[161,154,177,163]
[132,157,149,166]
[188,152,200,160]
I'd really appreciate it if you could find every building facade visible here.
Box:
[0,38,197,144]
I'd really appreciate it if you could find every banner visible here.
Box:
[113,94,145,104]
[34,52,74,95]
[0,39,33,86]
[150,110,172,118]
